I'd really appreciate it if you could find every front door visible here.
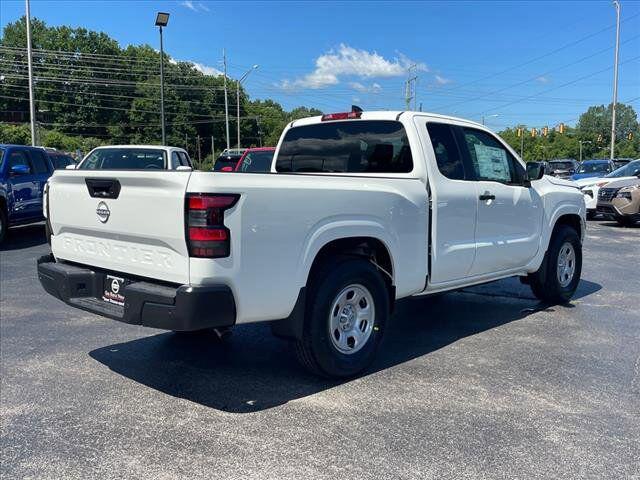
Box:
[6,149,40,222]
[456,126,543,275]
[421,121,478,284]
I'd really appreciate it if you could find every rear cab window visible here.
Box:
[276,120,413,173]
[79,148,166,170]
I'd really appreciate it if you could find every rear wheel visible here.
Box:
[295,258,389,378]
[528,225,582,304]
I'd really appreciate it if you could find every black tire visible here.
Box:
[295,258,389,378]
[0,207,7,244]
[615,216,632,227]
[528,225,582,304]
[586,210,596,220]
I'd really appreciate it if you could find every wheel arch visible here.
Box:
[272,235,396,341]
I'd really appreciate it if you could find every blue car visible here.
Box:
[571,159,615,181]
[0,144,55,243]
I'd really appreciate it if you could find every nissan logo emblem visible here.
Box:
[96,201,110,223]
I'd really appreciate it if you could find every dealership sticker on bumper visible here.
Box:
[103,275,127,306]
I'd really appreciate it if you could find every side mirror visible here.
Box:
[10,164,31,176]
[65,164,77,170]
[221,166,234,172]
[526,162,545,182]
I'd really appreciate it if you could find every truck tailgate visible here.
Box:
[48,170,191,285]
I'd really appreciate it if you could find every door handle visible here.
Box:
[479,193,496,201]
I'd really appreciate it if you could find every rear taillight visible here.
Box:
[186,193,239,258]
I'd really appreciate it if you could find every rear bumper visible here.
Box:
[36,254,236,331]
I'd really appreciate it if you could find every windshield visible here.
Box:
[79,148,166,170]
[606,160,640,178]
[548,161,574,171]
[237,151,274,172]
[577,162,609,174]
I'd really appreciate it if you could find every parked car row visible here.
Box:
[0,144,79,243]
[530,158,640,226]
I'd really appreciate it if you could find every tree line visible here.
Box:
[1,17,638,166]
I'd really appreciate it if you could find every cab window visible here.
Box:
[426,122,466,180]
[460,127,524,184]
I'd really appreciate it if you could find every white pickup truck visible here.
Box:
[38,110,586,377]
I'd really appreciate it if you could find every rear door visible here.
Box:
[48,170,192,284]
[456,126,543,275]
[27,148,52,218]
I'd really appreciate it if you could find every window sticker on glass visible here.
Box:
[474,144,510,181]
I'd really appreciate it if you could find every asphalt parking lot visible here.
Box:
[1,221,639,479]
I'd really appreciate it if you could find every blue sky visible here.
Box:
[1,0,639,129]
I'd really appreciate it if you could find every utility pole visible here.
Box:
[197,135,201,164]
[211,135,216,168]
[520,130,525,160]
[184,132,187,150]
[256,116,262,147]
[610,0,621,160]
[579,140,592,162]
[223,49,230,151]
[237,65,258,149]
[25,0,36,146]
[404,64,417,110]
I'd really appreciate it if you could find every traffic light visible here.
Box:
[517,128,523,137]
[543,126,549,137]
[531,128,537,138]
[597,134,603,142]
[558,123,565,134]
[628,132,634,140]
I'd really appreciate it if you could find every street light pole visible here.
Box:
[25,0,36,146]
[155,12,170,146]
[610,0,621,160]
[237,65,258,149]
[482,113,499,126]
[223,49,230,151]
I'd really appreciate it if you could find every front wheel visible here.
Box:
[528,225,582,304]
[615,216,632,227]
[295,258,389,378]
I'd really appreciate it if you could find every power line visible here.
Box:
[431,32,640,111]
[471,54,640,117]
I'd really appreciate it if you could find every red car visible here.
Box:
[234,147,276,173]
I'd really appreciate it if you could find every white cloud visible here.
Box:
[279,44,427,90]
[180,0,197,11]
[434,74,451,85]
[349,82,382,93]
[192,62,222,76]
[536,76,549,84]
[180,1,210,12]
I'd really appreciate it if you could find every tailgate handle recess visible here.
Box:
[85,179,121,199]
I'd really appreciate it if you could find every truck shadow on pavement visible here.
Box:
[90,278,601,414]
